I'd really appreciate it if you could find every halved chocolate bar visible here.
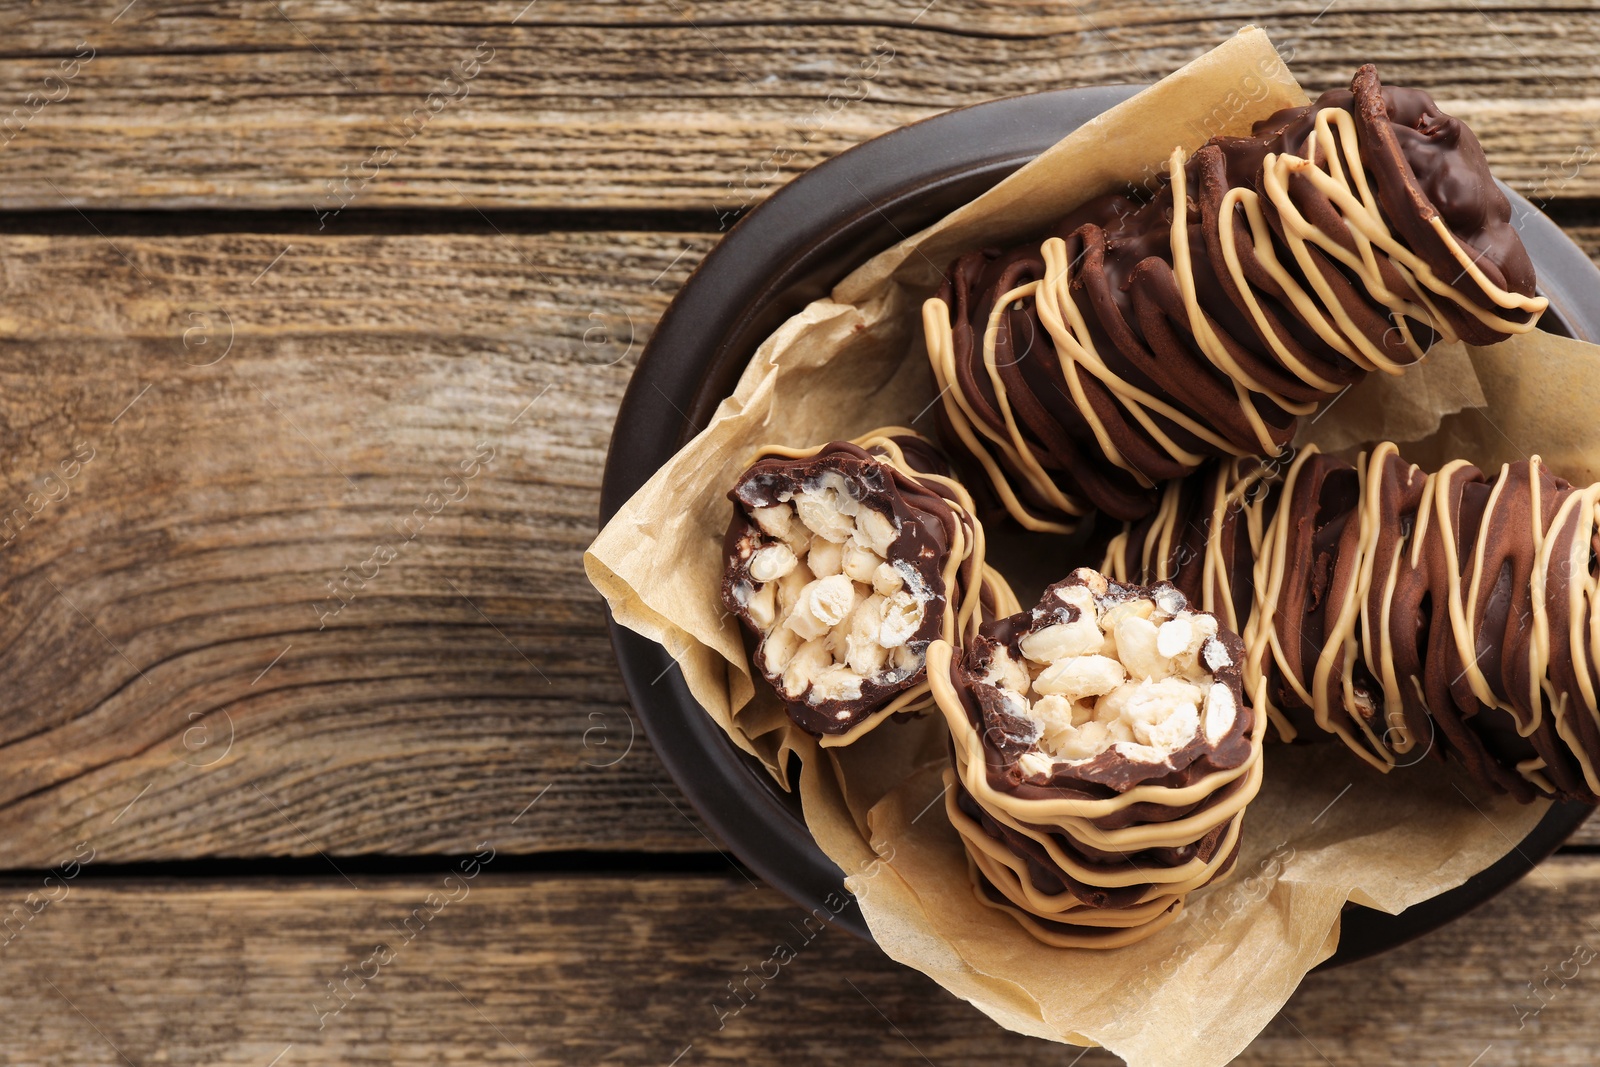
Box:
[928,568,1264,947]
[723,431,1015,746]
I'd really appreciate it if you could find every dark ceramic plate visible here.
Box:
[599,86,1599,966]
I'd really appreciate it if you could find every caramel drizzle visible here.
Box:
[924,640,1267,947]
[923,297,1080,535]
[748,428,1018,748]
[1110,445,1600,795]
[942,769,1189,949]
[923,107,1547,530]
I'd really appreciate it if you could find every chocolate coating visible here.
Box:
[1104,443,1600,804]
[927,65,1545,529]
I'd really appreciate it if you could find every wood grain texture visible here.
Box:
[1,864,1599,1065]
[0,2,1594,211]
[0,229,721,866]
[0,7,1596,1065]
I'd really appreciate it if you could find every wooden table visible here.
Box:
[1,2,1597,1063]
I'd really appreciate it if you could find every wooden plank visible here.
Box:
[1,861,1598,1064]
[0,3,1595,212]
[0,229,722,866]
[1564,818,1598,847]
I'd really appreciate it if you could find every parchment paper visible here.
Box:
[1399,330,1600,484]
[586,28,1560,1067]
[1294,340,1487,455]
